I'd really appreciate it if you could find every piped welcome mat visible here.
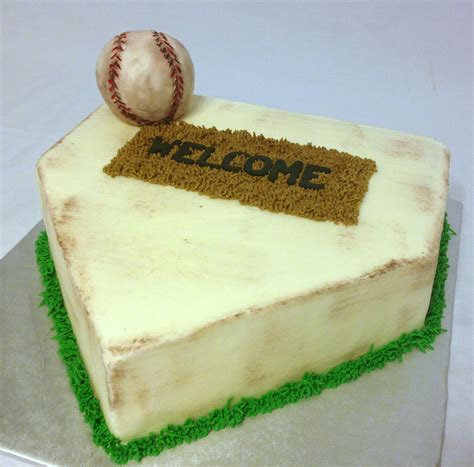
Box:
[35,217,453,464]
[103,121,377,226]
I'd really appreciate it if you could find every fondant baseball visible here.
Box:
[96,30,195,125]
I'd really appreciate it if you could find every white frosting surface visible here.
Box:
[37,96,448,351]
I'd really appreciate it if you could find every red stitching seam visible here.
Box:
[152,31,185,121]
[108,32,155,125]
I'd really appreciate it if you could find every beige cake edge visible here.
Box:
[37,171,110,410]
[98,252,439,440]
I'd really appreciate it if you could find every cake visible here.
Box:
[36,95,450,461]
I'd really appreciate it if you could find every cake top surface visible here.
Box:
[37,95,449,358]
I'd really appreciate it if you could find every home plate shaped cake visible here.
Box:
[36,96,449,450]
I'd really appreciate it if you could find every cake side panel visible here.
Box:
[105,256,437,441]
[36,168,112,421]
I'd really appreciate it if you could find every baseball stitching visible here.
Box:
[107,31,185,125]
[107,32,155,125]
[152,31,185,121]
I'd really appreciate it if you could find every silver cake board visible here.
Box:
[0,200,462,466]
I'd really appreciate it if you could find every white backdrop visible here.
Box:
[1,1,472,465]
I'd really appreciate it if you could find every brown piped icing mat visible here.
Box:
[104,122,377,225]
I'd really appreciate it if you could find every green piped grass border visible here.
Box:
[35,217,454,464]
